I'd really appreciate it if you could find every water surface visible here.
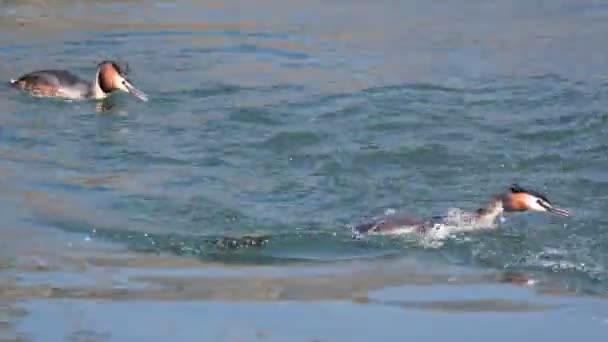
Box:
[1,0,608,340]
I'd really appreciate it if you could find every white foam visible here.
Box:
[384,208,396,215]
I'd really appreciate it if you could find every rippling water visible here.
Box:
[1,0,608,300]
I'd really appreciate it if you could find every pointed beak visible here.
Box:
[540,202,571,217]
[547,205,571,217]
[122,79,148,102]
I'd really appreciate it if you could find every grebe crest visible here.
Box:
[93,60,148,101]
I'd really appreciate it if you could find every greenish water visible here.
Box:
[2,0,608,291]
[1,1,608,339]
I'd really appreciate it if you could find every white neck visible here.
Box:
[90,69,107,100]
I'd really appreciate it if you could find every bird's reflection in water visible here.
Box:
[94,99,116,113]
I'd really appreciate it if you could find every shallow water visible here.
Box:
[1,0,608,340]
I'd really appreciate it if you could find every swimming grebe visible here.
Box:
[352,184,570,238]
[9,60,148,102]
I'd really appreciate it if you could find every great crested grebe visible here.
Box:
[9,60,148,102]
[352,184,571,239]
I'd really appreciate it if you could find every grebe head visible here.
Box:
[96,61,148,101]
[503,184,570,217]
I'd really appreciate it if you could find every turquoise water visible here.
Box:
[1,0,608,304]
